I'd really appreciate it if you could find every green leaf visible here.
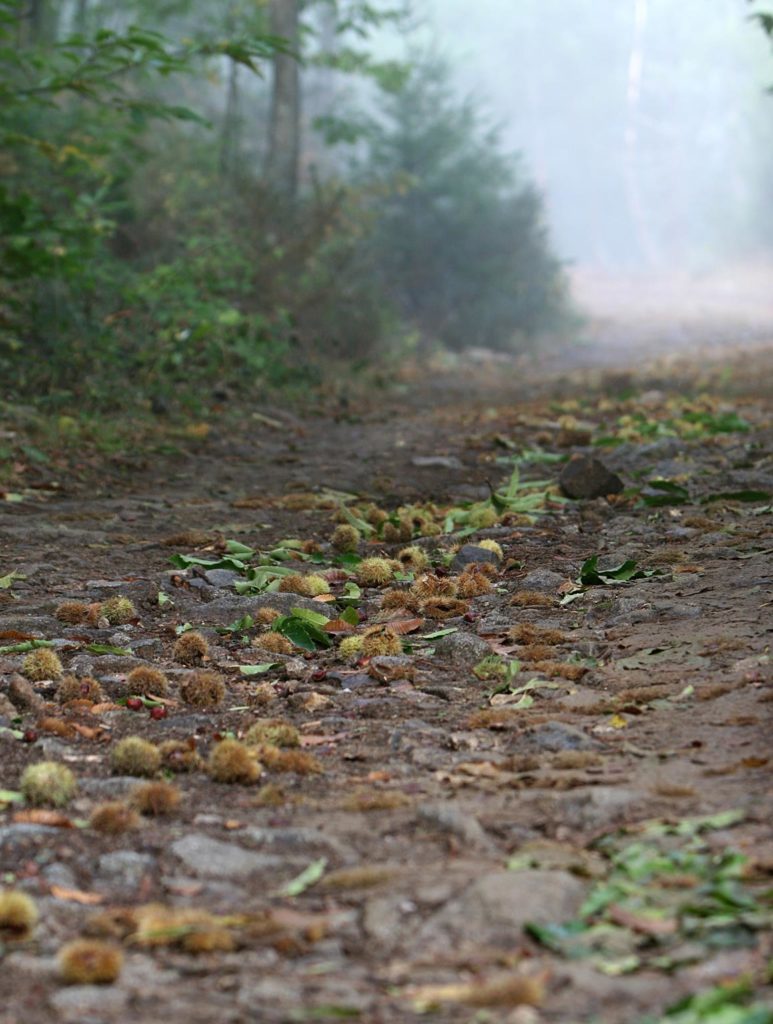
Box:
[0,570,25,589]
[420,627,458,640]
[580,556,658,585]
[702,490,770,504]
[0,789,24,804]
[239,662,280,676]
[339,503,375,537]
[224,615,255,633]
[274,615,332,651]
[225,539,255,558]
[86,643,133,656]
[280,857,328,897]
[0,639,54,654]
[341,605,360,626]
[169,553,246,571]
[157,591,172,607]
[639,479,691,507]
[289,607,331,627]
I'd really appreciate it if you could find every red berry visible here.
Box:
[311,669,327,682]
[22,729,38,744]
[464,612,478,622]
[126,697,143,711]
[149,705,168,720]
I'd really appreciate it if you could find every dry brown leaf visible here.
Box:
[385,617,425,635]
[50,885,105,905]
[323,619,357,634]
[607,904,678,936]
[13,809,73,827]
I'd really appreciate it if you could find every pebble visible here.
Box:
[451,544,501,570]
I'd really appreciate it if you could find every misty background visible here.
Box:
[422,0,773,268]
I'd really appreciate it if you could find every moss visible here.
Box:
[208,738,261,784]
[110,736,161,777]
[54,601,90,624]
[130,780,181,816]
[179,670,226,708]
[89,801,140,834]
[57,939,124,984]
[57,674,103,704]
[355,558,395,587]
[100,596,136,625]
[253,631,293,655]
[22,648,63,681]
[126,666,169,697]
[330,524,361,552]
[173,631,209,666]
[20,761,77,807]
[0,890,39,941]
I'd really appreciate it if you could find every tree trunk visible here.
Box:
[265,0,301,200]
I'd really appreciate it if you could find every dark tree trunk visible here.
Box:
[265,0,301,200]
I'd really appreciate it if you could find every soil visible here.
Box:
[1,269,772,1024]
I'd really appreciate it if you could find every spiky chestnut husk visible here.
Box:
[57,939,124,984]
[456,570,494,598]
[54,601,90,625]
[253,782,286,807]
[364,505,389,527]
[110,736,161,777]
[158,738,201,773]
[255,606,281,625]
[89,801,140,834]
[130,780,181,816]
[0,890,39,940]
[255,744,322,775]
[468,505,499,529]
[20,761,77,807]
[397,546,429,572]
[162,530,212,547]
[380,588,417,610]
[382,522,406,544]
[477,539,504,559]
[133,905,231,951]
[207,738,261,784]
[361,629,402,657]
[421,597,470,620]
[179,670,226,708]
[37,716,76,739]
[244,718,300,748]
[252,631,293,655]
[57,674,103,704]
[508,624,568,646]
[278,574,330,597]
[173,631,209,666]
[22,648,63,681]
[338,635,364,658]
[126,666,169,697]
[410,574,458,601]
[100,596,137,625]
[355,558,395,587]
[330,524,360,552]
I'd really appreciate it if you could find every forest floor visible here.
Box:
[0,267,772,1024]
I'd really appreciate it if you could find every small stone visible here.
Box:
[49,986,129,1022]
[433,632,491,665]
[519,569,566,593]
[97,851,154,889]
[170,834,283,878]
[559,455,624,500]
[417,801,496,851]
[411,455,464,469]
[520,721,599,752]
[202,569,240,588]
[451,544,501,570]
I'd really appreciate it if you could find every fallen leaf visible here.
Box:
[13,809,73,827]
[50,885,105,905]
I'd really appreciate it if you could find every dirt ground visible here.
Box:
[0,268,772,1024]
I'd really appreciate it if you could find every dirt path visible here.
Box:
[1,273,772,1024]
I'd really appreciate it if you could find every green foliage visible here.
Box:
[362,56,569,351]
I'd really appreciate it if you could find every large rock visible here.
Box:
[170,834,283,878]
[451,544,501,570]
[559,455,624,500]
[433,632,491,665]
[413,869,586,953]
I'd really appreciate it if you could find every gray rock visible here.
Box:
[557,786,648,830]
[170,833,283,878]
[519,569,566,593]
[559,455,624,500]
[414,869,586,952]
[412,455,465,470]
[0,823,60,856]
[451,544,501,570]
[97,851,154,889]
[433,632,491,665]
[202,568,241,588]
[520,721,599,752]
[42,861,78,889]
[244,826,351,862]
[417,801,496,852]
[7,673,45,711]
[49,985,129,1022]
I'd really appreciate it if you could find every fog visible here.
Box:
[419,0,773,270]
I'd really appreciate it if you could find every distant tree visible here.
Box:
[363,56,567,351]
